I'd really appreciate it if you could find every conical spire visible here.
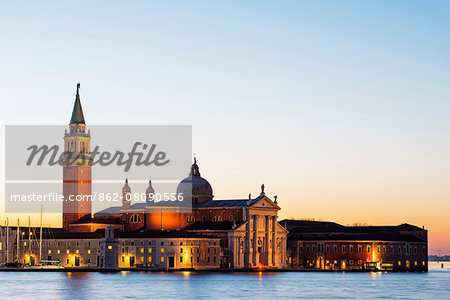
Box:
[70,83,86,125]
[122,178,131,193]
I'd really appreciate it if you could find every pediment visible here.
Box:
[250,196,280,209]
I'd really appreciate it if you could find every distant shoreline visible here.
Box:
[0,268,429,273]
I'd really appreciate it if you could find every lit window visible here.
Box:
[24,242,27,247]
[130,214,142,223]
[148,248,152,253]
[76,249,79,254]
[141,257,144,262]
[161,257,164,262]
[161,248,164,253]
[148,257,152,262]
[48,250,51,254]
[88,250,91,254]
[67,250,70,254]
[108,246,112,250]
[57,250,60,254]
[140,248,144,253]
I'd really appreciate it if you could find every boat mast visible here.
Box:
[28,216,31,264]
[5,218,9,263]
[39,205,43,265]
[16,218,20,263]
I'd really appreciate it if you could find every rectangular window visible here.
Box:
[140,248,144,253]
[148,257,152,263]
[180,248,183,253]
[161,257,164,263]
[141,256,144,262]
[122,256,125,262]
[57,250,60,254]
[180,257,183,263]
[88,250,91,254]
[108,246,112,250]
[342,245,346,253]
[367,245,371,253]
[161,248,164,253]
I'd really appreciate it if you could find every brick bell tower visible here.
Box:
[62,83,92,230]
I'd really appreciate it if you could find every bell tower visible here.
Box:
[62,83,92,230]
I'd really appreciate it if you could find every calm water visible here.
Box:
[0,264,449,299]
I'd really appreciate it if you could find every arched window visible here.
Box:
[186,215,195,223]
[130,214,142,223]
[212,215,222,222]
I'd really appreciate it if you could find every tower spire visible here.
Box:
[70,83,86,125]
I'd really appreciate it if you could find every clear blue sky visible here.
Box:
[0,1,449,252]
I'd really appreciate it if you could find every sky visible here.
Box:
[0,1,449,254]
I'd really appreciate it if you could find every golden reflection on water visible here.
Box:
[182,271,191,278]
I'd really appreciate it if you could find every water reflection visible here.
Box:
[0,269,447,299]
[63,272,91,299]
